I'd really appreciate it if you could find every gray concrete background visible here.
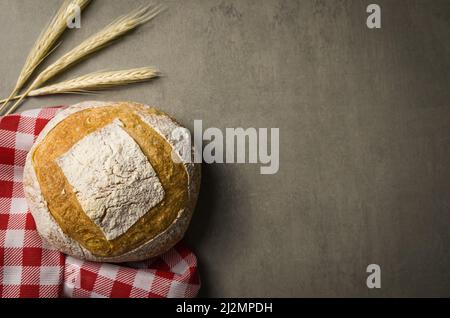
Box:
[1,0,449,297]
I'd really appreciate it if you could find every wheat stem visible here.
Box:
[0,67,159,104]
[0,0,91,114]
[4,4,162,116]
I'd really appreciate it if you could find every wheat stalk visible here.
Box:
[0,67,159,102]
[4,5,162,116]
[0,0,91,114]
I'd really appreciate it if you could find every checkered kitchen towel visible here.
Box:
[0,107,200,298]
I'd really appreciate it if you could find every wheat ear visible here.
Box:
[4,5,162,116]
[0,67,159,102]
[0,0,91,114]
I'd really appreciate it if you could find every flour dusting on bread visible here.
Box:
[56,119,165,240]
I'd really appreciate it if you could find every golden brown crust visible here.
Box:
[23,101,201,262]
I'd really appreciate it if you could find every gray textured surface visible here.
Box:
[1,0,449,297]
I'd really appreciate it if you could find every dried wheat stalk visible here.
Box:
[4,5,162,116]
[0,67,159,102]
[0,0,91,113]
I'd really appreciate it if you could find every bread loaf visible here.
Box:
[23,101,201,262]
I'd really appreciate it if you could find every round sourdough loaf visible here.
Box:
[23,101,201,262]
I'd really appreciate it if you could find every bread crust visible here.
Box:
[23,101,201,262]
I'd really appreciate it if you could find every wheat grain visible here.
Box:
[30,67,160,95]
[0,0,91,113]
[4,4,162,116]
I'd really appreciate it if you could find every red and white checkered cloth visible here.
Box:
[0,106,200,298]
